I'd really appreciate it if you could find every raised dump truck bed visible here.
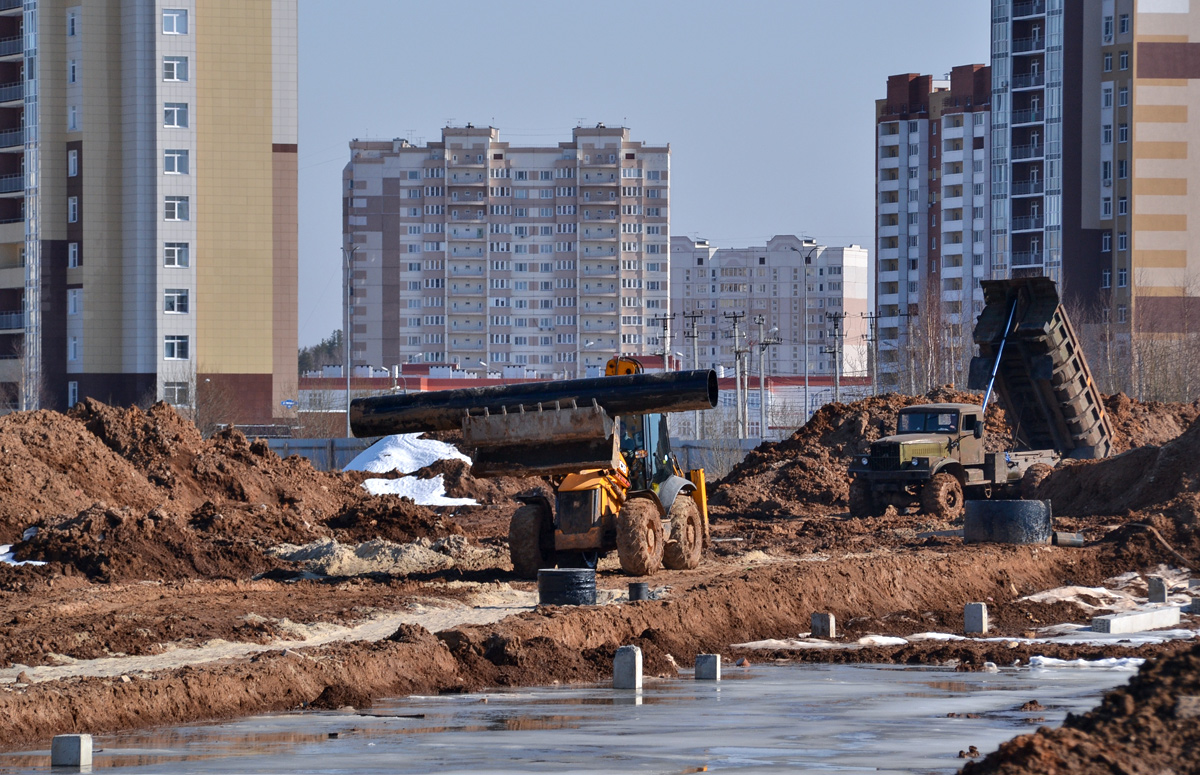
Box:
[968,277,1113,459]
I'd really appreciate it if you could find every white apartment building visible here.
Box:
[875,65,992,390]
[669,235,869,380]
[342,125,670,378]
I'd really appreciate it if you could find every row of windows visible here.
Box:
[67,9,187,38]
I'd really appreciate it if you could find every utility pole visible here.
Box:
[822,311,848,404]
[683,310,703,438]
[652,313,676,372]
[724,311,746,439]
[754,314,781,440]
[342,244,357,438]
[862,311,880,396]
[789,242,820,424]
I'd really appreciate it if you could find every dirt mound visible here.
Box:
[1104,392,1200,453]
[712,387,1008,518]
[412,458,548,505]
[963,642,1200,774]
[324,495,461,544]
[1033,415,1200,516]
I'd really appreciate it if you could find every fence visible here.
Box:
[267,437,380,471]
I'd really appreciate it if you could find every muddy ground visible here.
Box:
[0,394,1196,771]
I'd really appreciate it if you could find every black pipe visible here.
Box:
[351,369,719,437]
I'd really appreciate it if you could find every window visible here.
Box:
[1102,87,1113,108]
[164,196,189,221]
[1118,267,1128,287]
[1103,15,1114,40]
[68,106,79,131]
[1119,87,1129,107]
[1117,305,1127,323]
[164,149,189,174]
[68,242,79,267]
[68,289,82,315]
[164,103,188,128]
[164,335,189,360]
[1101,268,1111,288]
[163,56,188,82]
[1103,53,1112,72]
[1118,231,1128,251]
[68,149,78,177]
[68,336,81,362]
[68,196,78,223]
[164,288,189,313]
[1102,124,1112,144]
[68,60,78,84]
[1118,159,1128,179]
[1118,196,1127,216]
[162,9,188,34]
[67,381,78,406]
[1101,232,1112,252]
[1102,197,1112,217]
[163,382,189,406]
[1118,123,1128,143]
[67,11,78,36]
[1119,13,1130,34]
[164,242,189,267]
[1119,51,1129,70]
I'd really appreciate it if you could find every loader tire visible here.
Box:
[1020,463,1054,500]
[509,503,553,580]
[921,472,964,520]
[662,495,703,570]
[848,477,883,518]
[616,497,664,577]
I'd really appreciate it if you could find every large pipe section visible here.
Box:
[351,369,719,438]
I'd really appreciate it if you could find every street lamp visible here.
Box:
[342,244,358,438]
[478,359,488,379]
[789,242,820,424]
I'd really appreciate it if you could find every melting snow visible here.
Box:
[345,433,471,475]
[0,545,46,567]
[360,474,477,506]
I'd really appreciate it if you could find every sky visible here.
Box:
[296,0,990,346]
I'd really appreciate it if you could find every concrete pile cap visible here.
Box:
[51,734,92,768]
[613,644,643,690]
[965,602,989,635]
[1092,606,1181,634]
[695,654,721,681]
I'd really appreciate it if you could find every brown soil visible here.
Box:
[1103,392,1200,453]
[711,387,1010,519]
[963,642,1200,775]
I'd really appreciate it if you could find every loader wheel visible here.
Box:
[508,503,553,580]
[848,477,883,518]
[1020,463,1054,500]
[921,472,964,520]
[616,497,664,576]
[663,495,703,570]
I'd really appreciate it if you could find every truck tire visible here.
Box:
[663,495,703,570]
[509,503,554,579]
[616,497,664,576]
[848,477,883,518]
[1020,463,1054,500]
[921,472,964,520]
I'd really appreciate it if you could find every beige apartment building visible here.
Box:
[0,0,298,423]
[669,235,870,386]
[342,125,670,377]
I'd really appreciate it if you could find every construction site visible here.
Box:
[0,280,1197,772]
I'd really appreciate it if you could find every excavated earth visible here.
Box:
[0,396,1197,773]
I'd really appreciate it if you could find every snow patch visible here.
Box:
[345,433,470,475]
[0,545,46,567]
[360,474,478,506]
[1029,655,1145,670]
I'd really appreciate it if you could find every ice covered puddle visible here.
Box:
[347,434,477,507]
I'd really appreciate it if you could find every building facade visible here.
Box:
[669,235,870,384]
[0,0,298,422]
[342,125,670,379]
[991,0,1200,396]
[874,65,992,391]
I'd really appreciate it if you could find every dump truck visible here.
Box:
[350,356,717,578]
[848,277,1113,519]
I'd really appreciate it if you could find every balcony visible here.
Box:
[449,304,485,314]
[581,172,617,184]
[582,191,618,203]
[581,229,616,240]
[0,127,20,150]
[1012,180,1044,196]
[1013,0,1046,18]
[0,36,20,59]
[1011,143,1043,160]
[0,81,21,105]
[449,191,485,204]
[581,284,617,296]
[0,309,22,330]
[1011,215,1045,231]
[1011,250,1043,267]
[1011,109,1045,125]
[581,247,616,257]
[1013,37,1045,54]
[1012,73,1045,89]
[449,172,485,185]
[582,266,617,277]
[0,173,20,195]
[0,0,20,15]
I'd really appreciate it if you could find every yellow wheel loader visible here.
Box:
[351,357,717,578]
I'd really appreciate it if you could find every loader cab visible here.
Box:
[618,412,674,492]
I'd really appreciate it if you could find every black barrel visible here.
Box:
[628,582,650,602]
[964,500,1052,545]
[538,569,597,606]
[351,369,719,437]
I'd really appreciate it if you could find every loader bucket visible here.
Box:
[464,400,623,478]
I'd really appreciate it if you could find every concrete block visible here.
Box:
[811,613,836,639]
[695,654,721,681]
[1092,606,1181,634]
[51,734,92,768]
[965,602,989,635]
[1186,598,1200,615]
[613,645,642,690]
[1148,576,1168,604]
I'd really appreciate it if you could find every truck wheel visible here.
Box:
[509,503,553,579]
[1021,463,1054,500]
[616,497,664,576]
[663,495,702,570]
[848,478,882,518]
[921,472,964,520]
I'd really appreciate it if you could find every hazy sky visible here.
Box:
[296,0,989,346]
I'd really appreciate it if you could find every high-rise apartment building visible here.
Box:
[669,235,869,380]
[342,125,669,378]
[874,65,992,389]
[0,1,298,422]
[991,1,1200,394]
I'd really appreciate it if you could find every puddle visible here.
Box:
[0,663,1133,773]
